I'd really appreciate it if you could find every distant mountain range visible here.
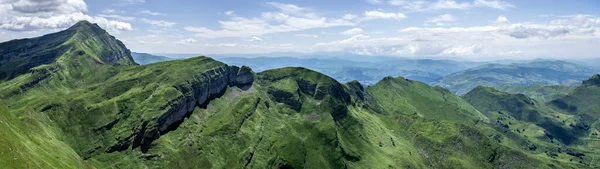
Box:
[432,60,599,95]
[131,52,175,65]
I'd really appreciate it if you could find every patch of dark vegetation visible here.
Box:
[267,89,302,111]
[549,99,578,112]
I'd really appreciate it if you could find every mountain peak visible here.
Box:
[583,74,600,87]
[0,20,136,80]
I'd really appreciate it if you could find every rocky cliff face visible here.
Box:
[122,64,255,152]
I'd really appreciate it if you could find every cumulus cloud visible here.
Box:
[175,38,198,45]
[425,14,457,25]
[140,10,166,16]
[401,15,598,39]
[247,36,263,42]
[341,28,364,35]
[441,45,482,55]
[495,16,509,24]
[0,0,132,31]
[315,15,600,58]
[184,2,356,38]
[141,18,175,27]
[362,10,407,21]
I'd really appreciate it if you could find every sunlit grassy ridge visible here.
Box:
[0,21,597,168]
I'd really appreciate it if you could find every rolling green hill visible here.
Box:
[548,74,600,119]
[496,84,577,102]
[463,85,599,166]
[433,61,598,95]
[0,21,597,168]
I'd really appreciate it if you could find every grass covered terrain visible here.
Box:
[496,84,577,102]
[0,21,598,168]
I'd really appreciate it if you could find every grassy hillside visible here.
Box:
[0,21,596,168]
[463,86,599,167]
[0,102,91,169]
[548,74,600,119]
[0,21,135,81]
[496,84,577,102]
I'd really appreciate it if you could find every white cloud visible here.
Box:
[473,0,515,10]
[425,14,457,24]
[341,28,364,35]
[315,15,600,58]
[343,14,358,20]
[0,0,132,32]
[362,10,407,21]
[185,2,355,38]
[266,2,307,15]
[295,34,319,38]
[247,36,263,42]
[140,10,166,16]
[385,0,514,12]
[495,16,509,24]
[175,38,198,45]
[499,51,523,55]
[441,45,482,55]
[224,11,234,16]
[141,18,175,27]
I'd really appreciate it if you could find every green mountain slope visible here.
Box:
[496,84,577,102]
[0,102,91,169]
[463,86,599,166]
[0,21,135,81]
[433,61,598,95]
[366,76,488,123]
[0,21,596,168]
[548,74,600,118]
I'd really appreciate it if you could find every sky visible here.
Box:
[0,0,599,60]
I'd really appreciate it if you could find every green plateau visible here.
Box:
[0,21,598,169]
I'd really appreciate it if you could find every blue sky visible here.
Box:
[1,0,599,60]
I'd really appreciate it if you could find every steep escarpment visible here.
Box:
[70,57,257,156]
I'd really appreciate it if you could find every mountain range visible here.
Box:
[0,21,598,168]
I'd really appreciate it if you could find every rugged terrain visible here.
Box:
[0,21,598,168]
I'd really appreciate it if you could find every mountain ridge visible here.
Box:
[0,21,597,168]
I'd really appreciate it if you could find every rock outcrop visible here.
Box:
[116,64,255,153]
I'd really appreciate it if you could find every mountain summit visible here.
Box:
[583,74,600,87]
[0,20,135,81]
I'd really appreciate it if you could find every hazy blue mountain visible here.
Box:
[433,60,599,95]
[131,52,176,65]
[215,57,485,85]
